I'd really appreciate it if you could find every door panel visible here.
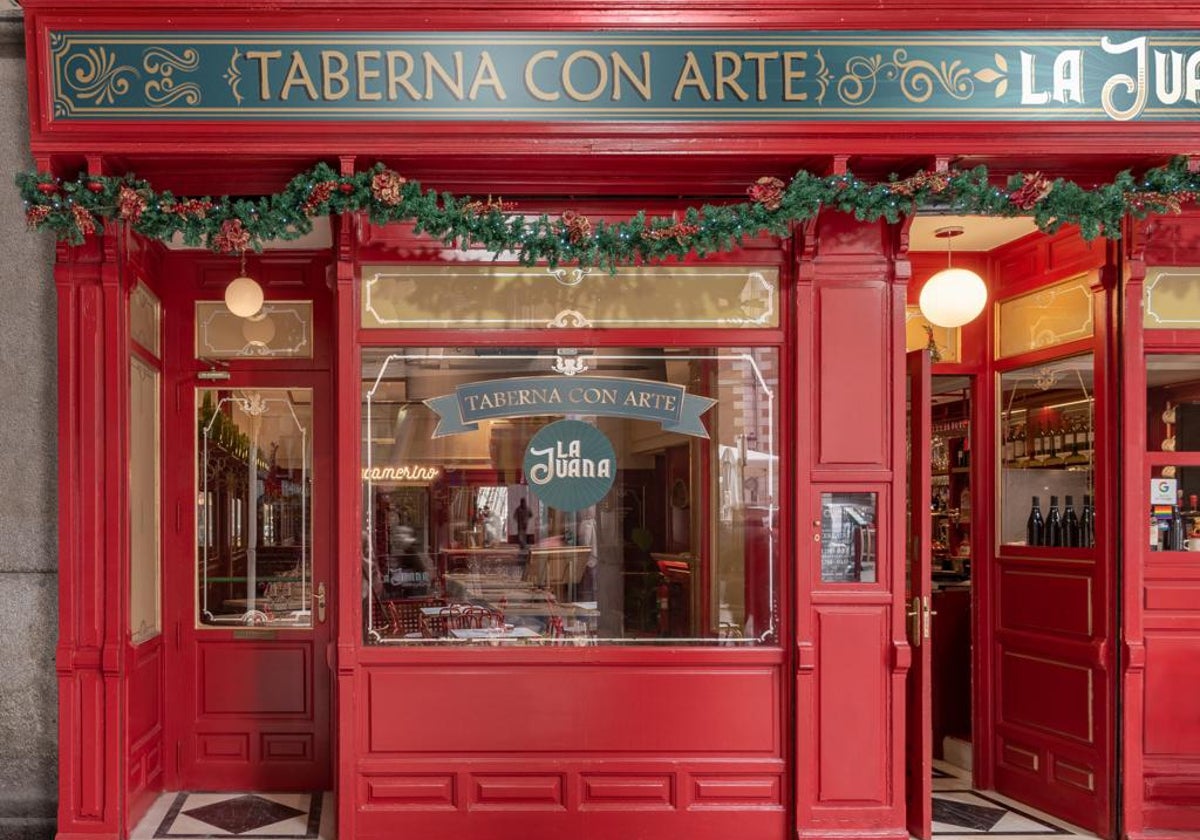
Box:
[906,349,933,840]
[168,379,331,791]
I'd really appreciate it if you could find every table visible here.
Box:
[448,626,541,641]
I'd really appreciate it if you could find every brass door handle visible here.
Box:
[923,595,936,641]
[314,582,327,624]
[907,595,922,647]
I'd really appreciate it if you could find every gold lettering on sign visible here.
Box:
[525,50,560,101]
[424,51,464,100]
[387,51,421,100]
[783,51,809,101]
[321,50,350,100]
[562,50,608,102]
[674,51,713,101]
[744,51,780,100]
[356,50,382,101]
[612,51,652,100]
[245,49,282,99]
[280,50,318,100]
[713,51,750,101]
[468,52,507,100]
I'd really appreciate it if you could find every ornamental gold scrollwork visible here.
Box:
[224,48,245,105]
[62,46,139,107]
[837,48,977,106]
[143,47,202,107]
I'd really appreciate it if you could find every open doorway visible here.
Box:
[910,373,1099,839]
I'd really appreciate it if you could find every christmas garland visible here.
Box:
[14,158,1200,269]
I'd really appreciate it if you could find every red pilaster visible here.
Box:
[54,214,129,840]
[333,156,360,840]
[795,210,909,840]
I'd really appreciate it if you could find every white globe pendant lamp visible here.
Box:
[918,226,988,329]
[225,274,264,318]
[224,252,265,318]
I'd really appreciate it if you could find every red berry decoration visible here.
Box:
[36,182,57,195]
[86,181,105,194]
[339,182,355,194]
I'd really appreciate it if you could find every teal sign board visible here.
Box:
[425,376,715,438]
[523,420,616,512]
[47,30,1200,122]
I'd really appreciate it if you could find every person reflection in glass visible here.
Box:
[514,497,532,548]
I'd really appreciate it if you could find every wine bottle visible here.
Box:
[1063,495,1081,548]
[1032,424,1045,460]
[1014,423,1026,460]
[1003,426,1014,464]
[1046,495,1064,547]
[1027,496,1045,546]
[1081,495,1095,549]
[1052,420,1064,461]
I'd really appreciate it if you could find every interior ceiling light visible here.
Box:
[918,225,988,329]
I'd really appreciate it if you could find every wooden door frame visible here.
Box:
[158,249,336,793]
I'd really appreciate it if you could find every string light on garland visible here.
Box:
[14,158,1200,271]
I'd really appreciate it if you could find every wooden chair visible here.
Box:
[421,605,462,638]
[388,597,445,638]
[446,605,504,630]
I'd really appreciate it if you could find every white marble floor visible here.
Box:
[130,792,334,840]
[931,761,1094,839]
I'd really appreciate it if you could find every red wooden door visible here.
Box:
[906,349,933,840]
[166,374,332,791]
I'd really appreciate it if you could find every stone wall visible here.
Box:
[0,9,60,840]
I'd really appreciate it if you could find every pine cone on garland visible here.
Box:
[72,205,97,237]
[747,176,786,210]
[117,185,149,223]
[212,218,251,254]
[644,221,700,243]
[302,181,337,216]
[562,210,592,244]
[370,170,407,206]
[462,196,517,215]
[25,205,50,228]
[1010,172,1054,210]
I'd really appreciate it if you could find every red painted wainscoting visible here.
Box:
[352,649,787,840]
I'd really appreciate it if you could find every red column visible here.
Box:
[332,157,361,840]
[54,216,129,839]
[796,210,910,840]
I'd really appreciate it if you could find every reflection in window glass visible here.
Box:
[197,389,313,628]
[998,355,1094,547]
[361,348,779,646]
[821,492,878,583]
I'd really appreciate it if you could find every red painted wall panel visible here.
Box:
[199,644,310,717]
[1000,652,1093,745]
[1143,634,1200,756]
[815,608,888,803]
[365,665,780,755]
[999,569,1092,639]
[818,284,887,466]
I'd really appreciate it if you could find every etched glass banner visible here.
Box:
[48,30,1200,122]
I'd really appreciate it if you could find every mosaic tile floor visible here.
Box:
[130,792,333,840]
[930,761,1093,839]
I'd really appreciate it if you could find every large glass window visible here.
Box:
[362,348,779,646]
[197,388,312,628]
[998,355,1095,547]
[1145,355,1200,552]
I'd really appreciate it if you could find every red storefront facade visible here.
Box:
[20,3,1200,840]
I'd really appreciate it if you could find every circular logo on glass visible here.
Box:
[523,419,616,512]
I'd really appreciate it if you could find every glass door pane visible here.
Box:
[197,388,313,628]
